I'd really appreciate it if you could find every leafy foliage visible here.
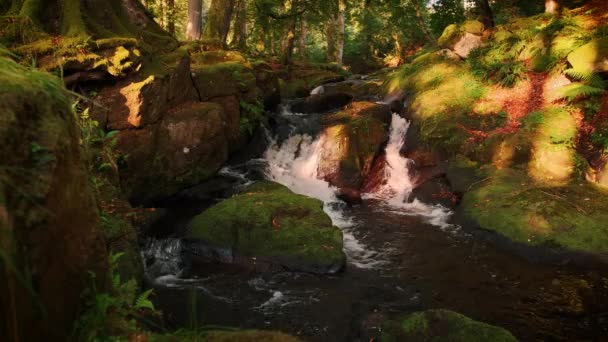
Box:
[73,253,158,342]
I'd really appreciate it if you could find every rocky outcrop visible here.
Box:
[290,93,353,114]
[117,102,230,204]
[438,20,486,59]
[185,181,346,274]
[381,310,517,342]
[318,102,392,202]
[90,49,281,204]
[0,56,108,341]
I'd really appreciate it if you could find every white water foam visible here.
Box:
[264,132,387,269]
[363,113,454,229]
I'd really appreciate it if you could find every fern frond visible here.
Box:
[135,289,155,310]
[556,82,605,102]
[564,69,606,89]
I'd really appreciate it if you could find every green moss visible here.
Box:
[567,38,608,72]
[186,181,345,270]
[382,309,517,342]
[462,20,485,35]
[438,24,462,48]
[462,169,608,254]
[148,329,302,342]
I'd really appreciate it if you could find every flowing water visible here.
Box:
[146,100,608,341]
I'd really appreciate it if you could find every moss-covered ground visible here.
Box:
[382,309,517,342]
[384,2,608,256]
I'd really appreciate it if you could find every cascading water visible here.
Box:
[364,113,454,229]
[264,131,387,269]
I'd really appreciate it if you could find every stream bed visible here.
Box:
[144,102,608,341]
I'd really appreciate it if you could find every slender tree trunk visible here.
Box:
[336,0,346,67]
[326,15,337,62]
[476,0,494,28]
[545,0,561,15]
[282,0,298,66]
[167,0,175,35]
[412,0,435,45]
[298,18,306,59]
[187,0,203,40]
[233,0,247,49]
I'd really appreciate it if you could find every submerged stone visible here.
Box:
[185,181,346,274]
[382,309,517,342]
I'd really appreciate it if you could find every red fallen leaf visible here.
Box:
[272,217,280,230]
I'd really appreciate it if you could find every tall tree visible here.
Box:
[203,0,236,45]
[476,0,494,28]
[167,0,176,35]
[298,18,307,58]
[335,0,346,66]
[187,0,203,40]
[233,0,247,49]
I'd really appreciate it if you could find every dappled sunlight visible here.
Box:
[527,108,577,186]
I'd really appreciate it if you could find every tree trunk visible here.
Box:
[167,0,175,35]
[203,0,236,45]
[187,0,203,40]
[336,0,346,67]
[233,0,247,49]
[412,0,435,45]
[298,18,306,58]
[476,0,494,28]
[545,0,561,15]
[281,0,298,66]
[326,16,337,62]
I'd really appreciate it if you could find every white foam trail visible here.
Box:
[264,132,386,269]
[363,113,454,229]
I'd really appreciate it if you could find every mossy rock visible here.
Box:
[0,54,108,340]
[191,50,248,65]
[186,181,346,274]
[438,24,463,48]
[148,329,302,342]
[382,309,517,342]
[318,102,392,195]
[462,169,608,256]
[462,20,485,35]
[567,37,608,73]
[192,61,257,101]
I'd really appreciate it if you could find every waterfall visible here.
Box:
[264,129,387,269]
[364,113,454,229]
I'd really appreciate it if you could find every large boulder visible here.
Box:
[185,181,346,274]
[382,309,517,342]
[92,52,199,130]
[117,102,230,204]
[318,102,392,201]
[438,20,485,59]
[290,93,353,114]
[461,169,608,260]
[0,56,108,340]
[567,38,608,73]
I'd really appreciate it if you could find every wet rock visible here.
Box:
[185,181,346,274]
[336,188,363,205]
[290,93,353,114]
[252,61,282,111]
[317,80,383,101]
[0,56,108,340]
[381,309,517,342]
[318,102,392,196]
[192,61,257,101]
[410,176,458,208]
[118,102,230,205]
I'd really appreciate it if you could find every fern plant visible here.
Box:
[73,253,158,341]
[557,68,606,102]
